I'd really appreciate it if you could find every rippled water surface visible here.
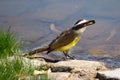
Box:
[0,0,120,67]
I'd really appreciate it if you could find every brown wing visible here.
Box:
[48,29,78,51]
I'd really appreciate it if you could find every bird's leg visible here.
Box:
[63,51,75,60]
[67,55,75,59]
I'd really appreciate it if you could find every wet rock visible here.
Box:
[96,68,120,80]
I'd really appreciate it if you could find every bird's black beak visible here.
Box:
[83,20,95,27]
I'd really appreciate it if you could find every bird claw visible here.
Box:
[62,55,76,60]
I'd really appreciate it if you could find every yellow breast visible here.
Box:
[57,36,80,52]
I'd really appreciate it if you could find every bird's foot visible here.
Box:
[62,55,76,60]
[67,55,75,59]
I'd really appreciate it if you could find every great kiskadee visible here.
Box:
[27,19,95,59]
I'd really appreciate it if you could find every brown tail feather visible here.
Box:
[26,46,49,56]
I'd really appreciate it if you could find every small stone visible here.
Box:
[96,68,120,80]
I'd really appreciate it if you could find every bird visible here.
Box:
[26,19,95,59]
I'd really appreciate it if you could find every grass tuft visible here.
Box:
[0,57,34,80]
[0,27,20,58]
[0,27,49,80]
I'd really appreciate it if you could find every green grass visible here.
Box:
[0,57,34,80]
[0,56,49,80]
[0,27,20,58]
[0,57,50,80]
[0,28,34,80]
[0,27,49,80]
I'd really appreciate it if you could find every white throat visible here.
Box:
[74,19,88,34]
[74,27,86,34]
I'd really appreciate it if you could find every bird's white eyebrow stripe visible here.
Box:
[76,19,88,25]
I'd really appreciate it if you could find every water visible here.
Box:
[0,0,120,67]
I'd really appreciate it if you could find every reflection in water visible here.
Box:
[0,0,120,67]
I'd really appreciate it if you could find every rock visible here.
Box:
[96,68,120,80]
[7,56,47,68]
[4,56,103,80]
[50,60,106,72]
[34,69,51,75]
[23,57,47,68]
[9,56,107,80]
[51,66,73,72]
[46,60,107,80]
[48,72,71,80]
[48,72,95,80]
